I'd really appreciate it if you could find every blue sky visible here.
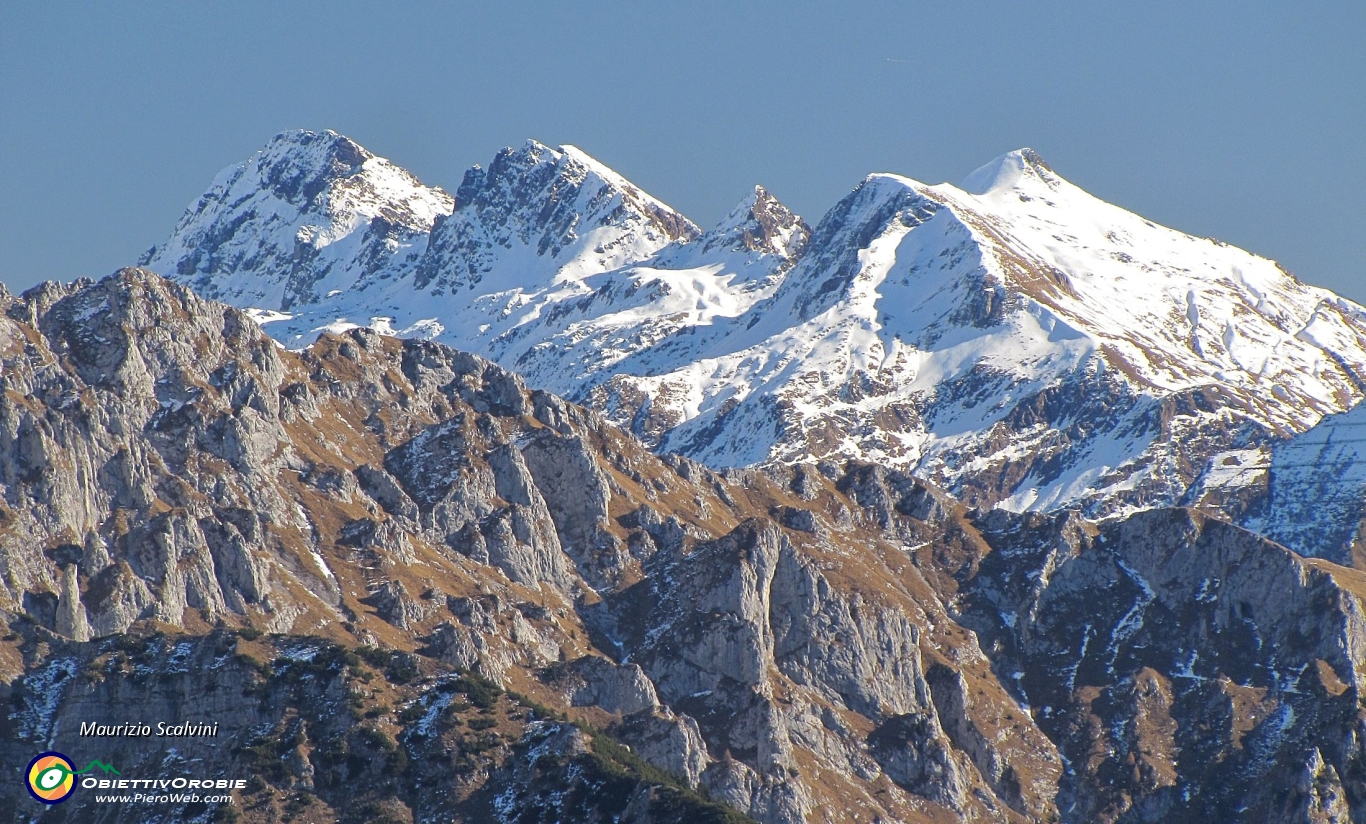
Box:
[2,2,1362,299]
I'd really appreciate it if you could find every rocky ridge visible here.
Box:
[2,270,1366,822]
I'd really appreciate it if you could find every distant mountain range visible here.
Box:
[141,130,1366,557]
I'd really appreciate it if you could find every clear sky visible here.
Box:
[2,2,1362,300]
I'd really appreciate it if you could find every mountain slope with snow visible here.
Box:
[597,149,1366,517]
[142,132,1366,521]
[1213,402,1366,565]
[140,130,454,310]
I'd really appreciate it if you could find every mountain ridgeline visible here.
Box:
[0,130,1362,823]
[140,131,1366,552]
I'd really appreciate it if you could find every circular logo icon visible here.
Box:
[26,752,76,804]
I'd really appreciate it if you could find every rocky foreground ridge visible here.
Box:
[2,270,1366,823]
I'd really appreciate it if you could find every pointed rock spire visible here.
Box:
[56,563,90,642]
[686,185,811,262]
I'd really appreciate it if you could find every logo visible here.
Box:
[25,752,120,805]
[26,752,76,804]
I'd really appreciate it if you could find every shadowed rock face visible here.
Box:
[0,269,1364,823]
[959,505,1366,823]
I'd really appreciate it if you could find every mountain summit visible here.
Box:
[959,147,1058,194]
[415,138,700,296]
[141,129,454,310]
[142,132,1366,524]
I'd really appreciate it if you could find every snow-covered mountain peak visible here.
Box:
[913,151,1366,411]
[253,128,372,191]
[413,140,700,296]
[453,140,699,243]
[139,129,453,310]
[857,171,926,199]
[959,147,1058,196]
[227,128,447,224]
[755,171,938,324]
[558,143,693,227]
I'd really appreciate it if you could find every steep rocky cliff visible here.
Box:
[2,270,1364,823]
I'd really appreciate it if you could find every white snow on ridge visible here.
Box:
[143,134,1366,519]
[142,130,454,311]
[931,149,1352,414]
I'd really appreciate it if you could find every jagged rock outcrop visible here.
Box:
[547,655,660,715]
[615,708,714,788]
[0,270,1045,823]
